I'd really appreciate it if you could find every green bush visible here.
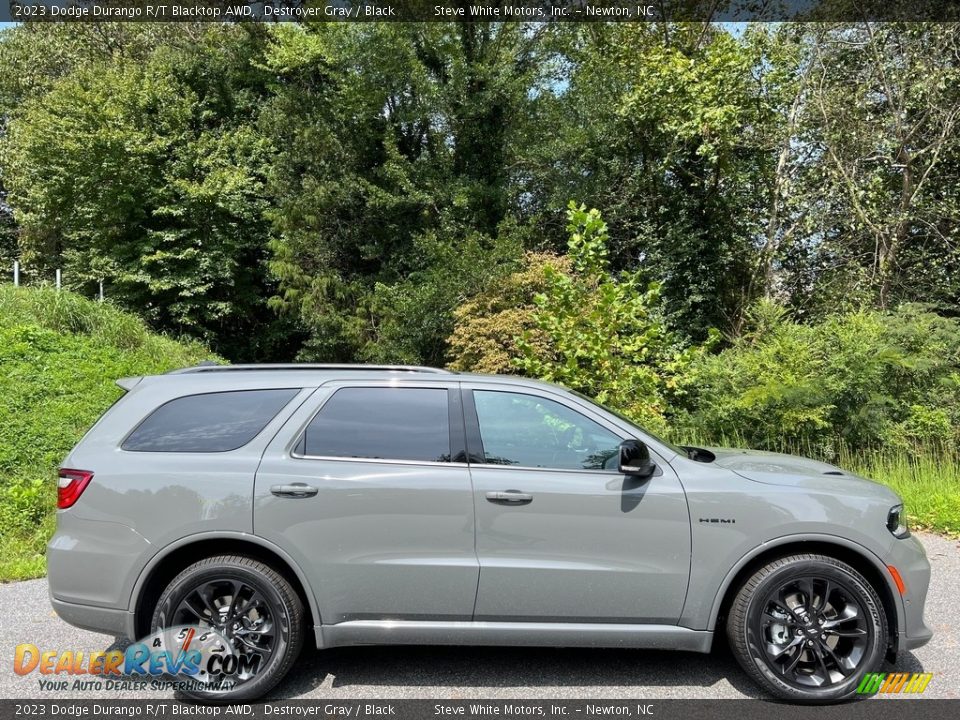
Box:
[0,285,219,581]
[679,301,960,454]
[446,252,571,374]
[513,203,713,433]
[0,477,50,532]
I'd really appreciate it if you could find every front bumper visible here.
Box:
[888,533,933,652]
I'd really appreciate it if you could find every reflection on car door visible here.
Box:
[465,385,691,624]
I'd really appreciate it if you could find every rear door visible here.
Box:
[254,379,478,624]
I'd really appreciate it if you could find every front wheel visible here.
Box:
[726,554,887,703]
[151,555,305,701]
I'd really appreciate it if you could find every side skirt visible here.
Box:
[314,621,713,653]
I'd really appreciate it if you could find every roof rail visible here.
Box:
[167,363,452,375]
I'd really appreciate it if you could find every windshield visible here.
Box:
[570,391,687,457]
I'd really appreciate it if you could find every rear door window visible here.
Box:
[299,387,451,463]
[122,389,299,452]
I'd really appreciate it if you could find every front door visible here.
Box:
[465,385,691,624]
[255,380,478,624]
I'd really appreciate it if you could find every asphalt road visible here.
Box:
[2,532,958,701]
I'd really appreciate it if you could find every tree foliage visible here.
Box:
[681,301,960,453]
[1,25,293,360]
[262,23,547,364]
[515,203,710,431]
[1,20,960,391]
[447,251,571,374]
[799,24,960,313]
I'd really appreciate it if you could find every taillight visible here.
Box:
[57,469,94,509]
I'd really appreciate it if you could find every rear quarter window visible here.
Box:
[122,389,299,453]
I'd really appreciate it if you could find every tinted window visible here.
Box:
[123,389,299,453]
[302,387,450,463]
[473,391,621,470]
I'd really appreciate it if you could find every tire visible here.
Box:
[151,555,305,702]
[726,554,887,704]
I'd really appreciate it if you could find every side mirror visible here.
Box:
[619,439,656,478]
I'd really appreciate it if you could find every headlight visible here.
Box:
[887,504,909,538]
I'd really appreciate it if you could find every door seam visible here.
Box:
[460,383,483,620]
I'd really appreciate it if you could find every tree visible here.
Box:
[263,23,551,364]
[1,26,295,360]
[0,23,210,118]
[516,203,709,431]
[803,23,960,312]
[521,24,781,339]
[3,19,960,373]
[446,251,571,374]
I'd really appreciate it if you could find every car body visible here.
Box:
[48,364,932,702]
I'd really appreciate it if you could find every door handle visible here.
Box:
[486,490,533,505]
[270,483,319,498]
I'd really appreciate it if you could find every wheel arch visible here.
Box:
[131,532,321,641]
[709,535,901,652]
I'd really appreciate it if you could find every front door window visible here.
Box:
[472,390,621,470]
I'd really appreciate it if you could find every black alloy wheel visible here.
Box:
[727,553,887,703]
[754,575,870,687]
[169,578,277,682]
[151,555,305,701]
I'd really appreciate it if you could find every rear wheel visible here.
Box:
[151,555,304,701]
[727,554,887,703]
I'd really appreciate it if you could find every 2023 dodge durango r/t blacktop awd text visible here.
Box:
[48,364,932,703]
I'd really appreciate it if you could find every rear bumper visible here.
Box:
[47,514,151,611]
[46,512,152,641]
[49,595,136,640]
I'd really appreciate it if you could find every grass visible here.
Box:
[0,513,52,581]
[0,285,219,581]
[841,449,960,537]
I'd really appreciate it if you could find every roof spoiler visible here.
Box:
[116,376,143,391]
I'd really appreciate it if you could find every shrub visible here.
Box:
[0,477,50,533]
[514,203,710,432]
[446,252,571,374]
[680,300,960,455]
[0,285,219,580]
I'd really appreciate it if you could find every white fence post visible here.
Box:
[55,268,61,290]
[99,280,104,302]
[13,260,18,287]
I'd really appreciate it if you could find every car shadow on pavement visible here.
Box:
[887,650,927,674]
[269,645,769,699]
[268,643,928,701]
[101,633,925,700]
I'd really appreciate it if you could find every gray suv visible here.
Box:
[49,364,932,703]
